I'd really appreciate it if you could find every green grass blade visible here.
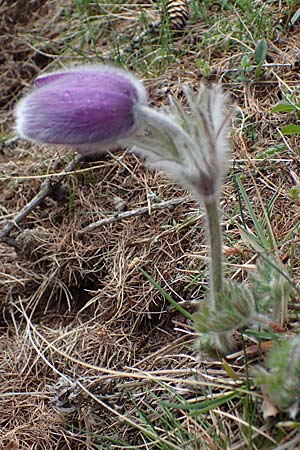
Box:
[140,268,193,320]
[162,391,240,415]
[235,175,275,250]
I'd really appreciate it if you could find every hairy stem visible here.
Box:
[202,197,236,355]
[204,197,223,306]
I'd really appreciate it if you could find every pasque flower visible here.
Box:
[15,65,230,194]
[15,67,234,353]
[126,83,233,355]
[129,84,231,202]
[15,65,147,154]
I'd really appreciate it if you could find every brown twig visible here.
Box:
[76,195,191,237]
[102,20,161,61]
[0,154,84,244]
[0,136,19,152]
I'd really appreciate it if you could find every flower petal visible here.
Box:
[15,65,147,153]
[16,85,139,145]
[34,67,142,102]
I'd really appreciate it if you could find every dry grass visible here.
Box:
[1,0,300,448]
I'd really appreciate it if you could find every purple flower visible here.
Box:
[15,65,147,154]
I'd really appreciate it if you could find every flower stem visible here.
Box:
[203,198,235,355]
[204,197,223,306]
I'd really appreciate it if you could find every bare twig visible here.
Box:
[76,195,191,236]
[0,136,19,151]
[0,154,84,243]
[102,20,161,61]
[131,20,161,45]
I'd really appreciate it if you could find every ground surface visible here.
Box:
[1,0,300,449]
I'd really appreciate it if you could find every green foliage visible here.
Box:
[125,384,217,449]
[291,8,300,25]
[140,268,193,320]
[235,175,277,251]
[240,54,252,71]
[193,280,255,357]
[234,0,273,40]
[254,39,267,65]
[250,257,293,323]
[162,391,240,415]
[254,336,300,417]
[193,251,293,357]
[195,58,211,77]
[195,330,234,358]
[194,282,255,333]
[271,102,300,114]
[280,124,300,136]
[271,95,300,137]
[256,144,287,160]
[290,186,300,204]
[254,39,267,78]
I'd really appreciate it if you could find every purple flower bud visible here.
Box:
[15,65,147,154]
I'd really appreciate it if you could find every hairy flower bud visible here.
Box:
[254,336,300,418]
[129,84,232,202]
[15,65,147,154]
